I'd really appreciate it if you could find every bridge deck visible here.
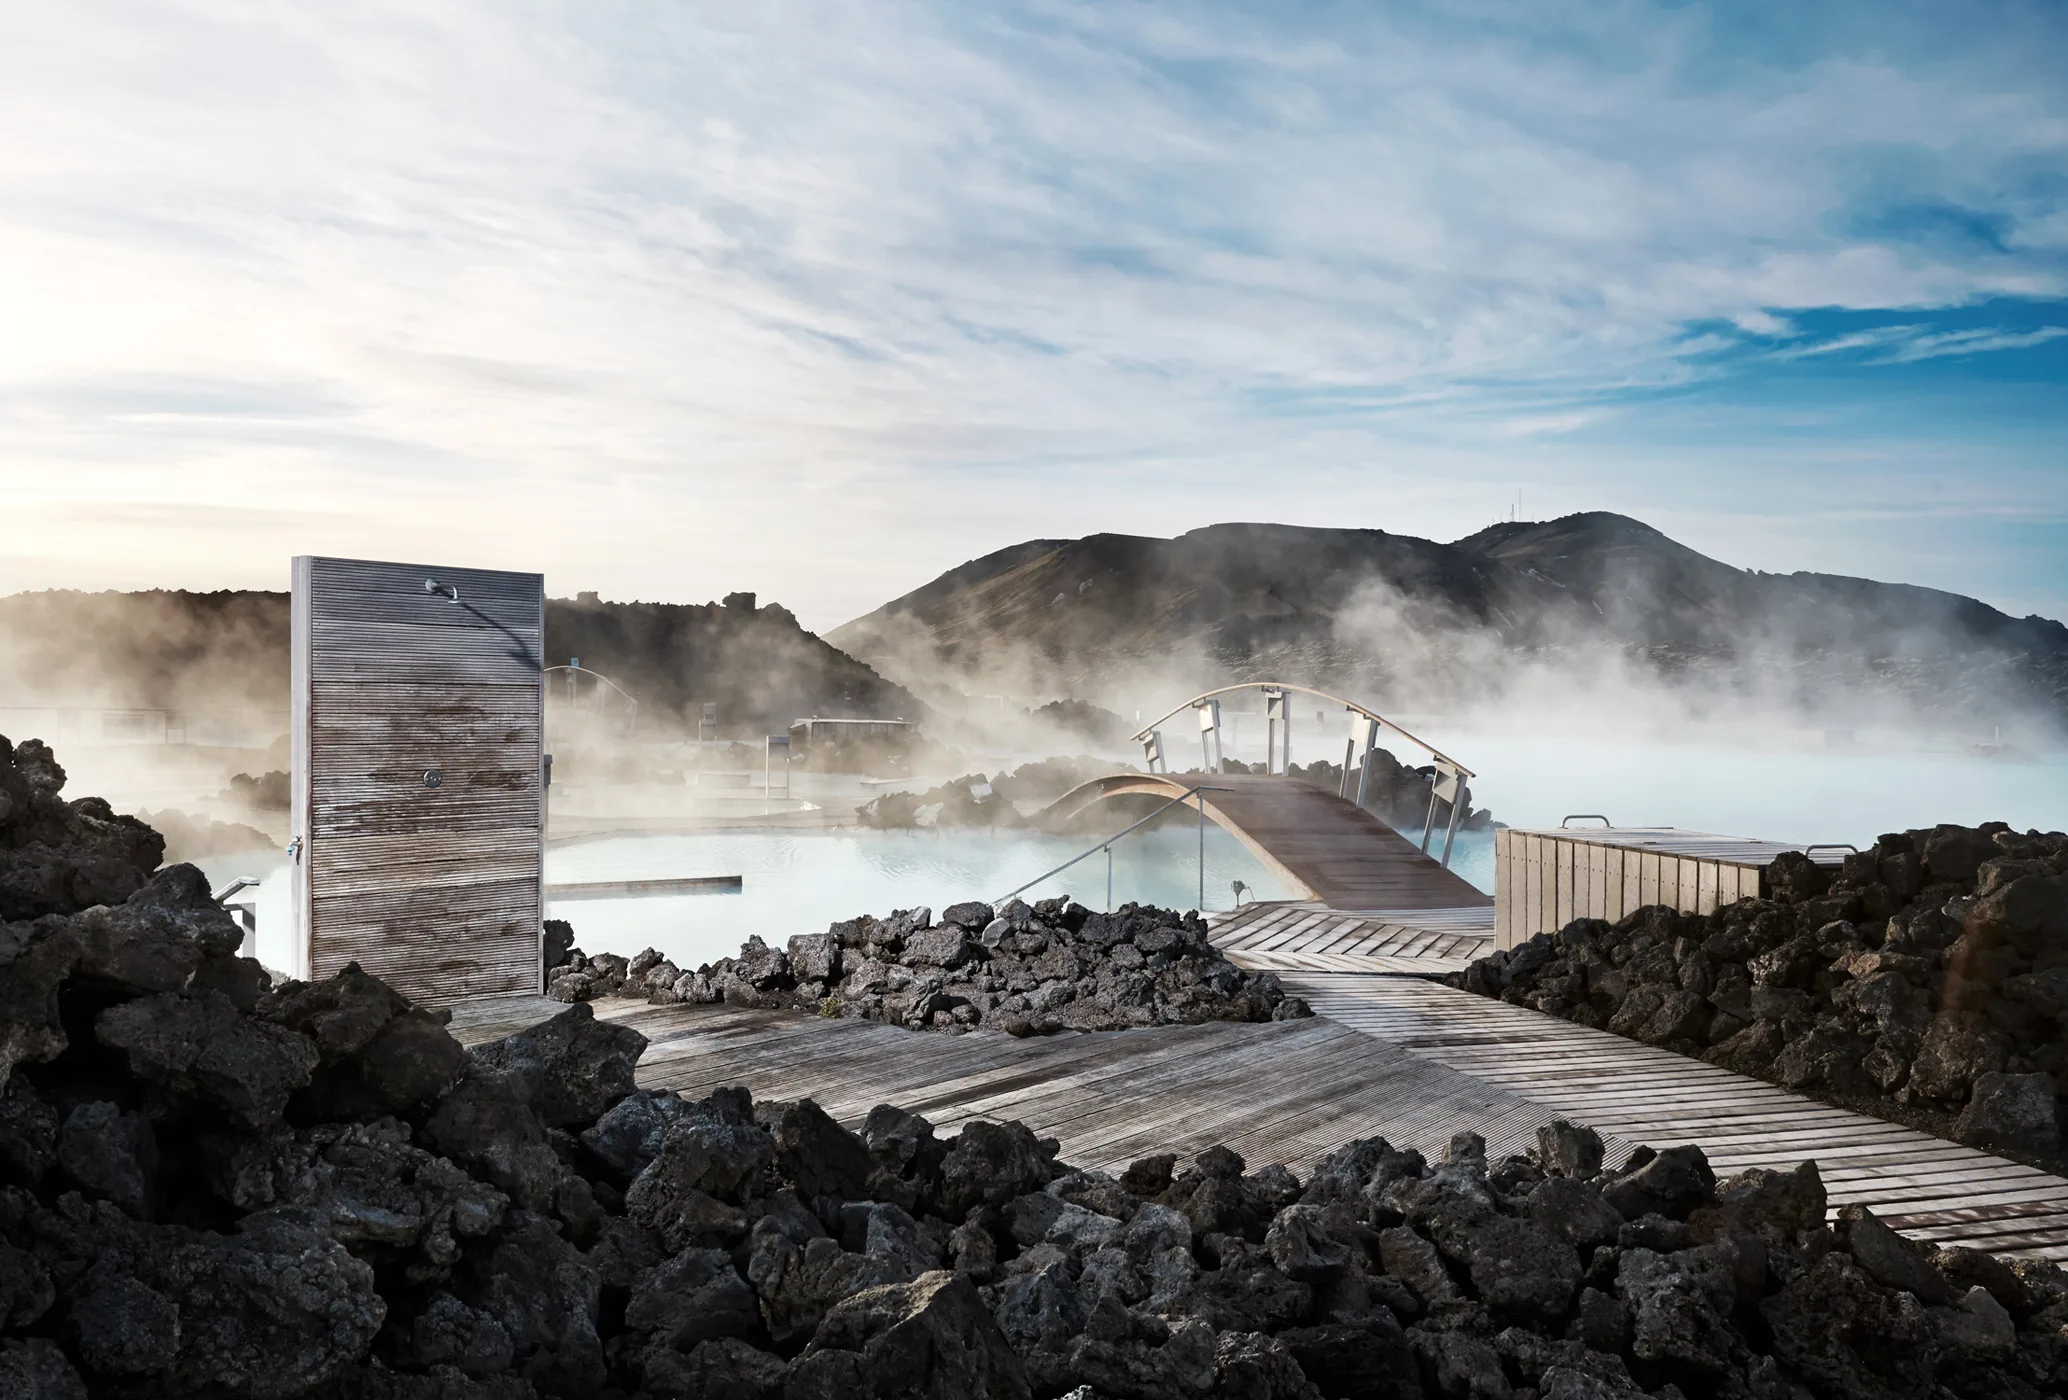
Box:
[1211,901,1494,973]
[452,991,2068,1260]
[1045,772,1489,911]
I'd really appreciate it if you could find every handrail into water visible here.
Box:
[992,785,1230,913]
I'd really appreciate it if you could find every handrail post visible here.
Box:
[1440,780,1467,868]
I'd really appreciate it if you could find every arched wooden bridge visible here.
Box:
[1039,770,1489,912]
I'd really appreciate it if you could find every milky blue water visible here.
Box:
[540,826,1300,970]
[198,824,1309,976]
[194,738,2061,979]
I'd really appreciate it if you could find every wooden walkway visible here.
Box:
[1211,901,1493,973]
[454,998,1605,1175]
[1283,974,2068,1260]
[1041,772,1490,911]
[452,990,2068,1260]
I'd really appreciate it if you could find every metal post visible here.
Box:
[1420,774,1440,853]
[1356,724,1377,807]
[1106,845,1113,912]
[1197,790,1205,912]
[1440,781,1468,868]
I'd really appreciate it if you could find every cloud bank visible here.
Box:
[0,1,2063,621]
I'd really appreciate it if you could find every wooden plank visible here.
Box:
[1280,973,2068,1259]
[1495,830,1514,949]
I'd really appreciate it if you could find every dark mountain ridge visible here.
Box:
[0,588,918,739]
[830,513,2068,732]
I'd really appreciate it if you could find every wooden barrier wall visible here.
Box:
[1494,829,1764,950]
[290,556,545,1003]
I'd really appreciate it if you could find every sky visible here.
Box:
[2,0,2065,630]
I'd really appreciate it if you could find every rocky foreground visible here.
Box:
[5,736,2068,1398]
[1452,824,2068,1168]
[545,899,1313,1036]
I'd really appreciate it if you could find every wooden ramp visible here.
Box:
[1211,901,1493,973]
[1042,772,1490,911]
[1283,973,2068,1261]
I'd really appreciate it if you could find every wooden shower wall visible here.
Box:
[290,556,545,1003]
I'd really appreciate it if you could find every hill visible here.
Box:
[0,587,918,741]
[828,513,2068,734]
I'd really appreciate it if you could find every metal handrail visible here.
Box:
[1560,814,1613,828]
[1129,682,1474,779]
[1802,844,1861,862]
[992,785,1230,910]
[216,876,262,903]
[545,664,640,733]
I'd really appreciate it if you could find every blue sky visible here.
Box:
[0,1,2063,625]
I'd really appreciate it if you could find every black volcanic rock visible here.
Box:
[1454,821,2068,1171]
[559,898,1312,1035]
[5,736,2068,1399]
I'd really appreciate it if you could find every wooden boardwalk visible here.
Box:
[453,990,2068,1260]
[1042,772,1490,911]
[1211,901,1493,973]
[1283,974,2068,1260]
[454,998,1603,1174]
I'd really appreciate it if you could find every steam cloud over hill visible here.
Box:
[830,513,2068,738]
[0,588,920,739]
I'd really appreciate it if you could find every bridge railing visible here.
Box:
[1132,682,1477,869]
[991,785,1231,913]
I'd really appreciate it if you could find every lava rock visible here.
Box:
[467,1003,647,1130]
[1954,1070,2061,1154]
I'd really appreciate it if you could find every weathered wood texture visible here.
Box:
[1282,974,2068,1260]
[447,989,2068,1260]
[1495,827,1845,950]
[291,557,545,1003]
[1210,901,1493,973]
[454,997,1617,1175]
[1044,773,1490,911]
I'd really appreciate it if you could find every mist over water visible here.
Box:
[543,827,1296,971]
[198,826,1302,977]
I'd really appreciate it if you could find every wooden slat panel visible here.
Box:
[294,555,544,1005]
[1494,830,1514,949]
[309,619,542,685]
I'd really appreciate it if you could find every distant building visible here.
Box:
[787,715,913,751]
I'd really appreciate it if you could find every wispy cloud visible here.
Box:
[1879,325,2068,363]
[0,1,2063,619]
